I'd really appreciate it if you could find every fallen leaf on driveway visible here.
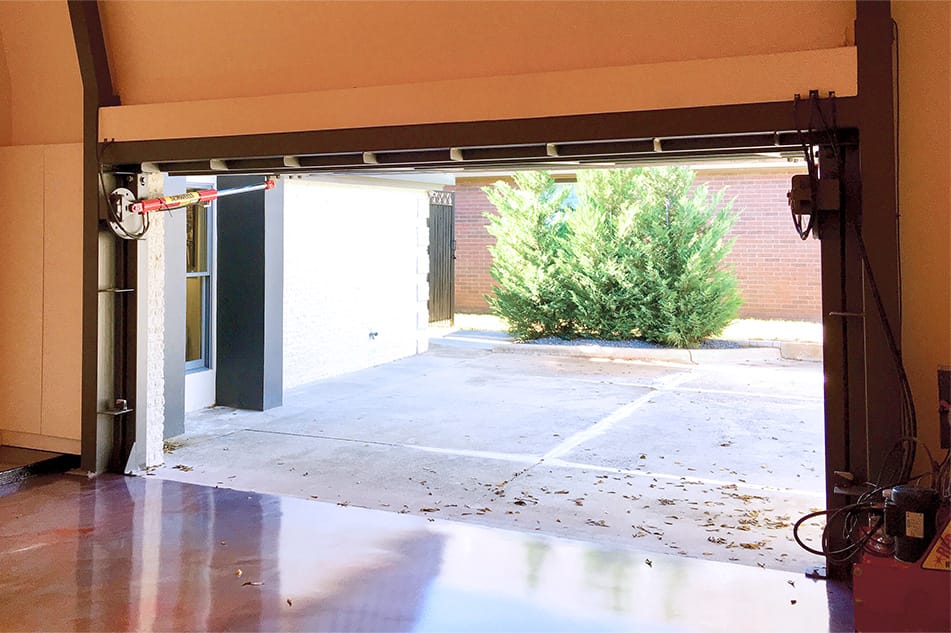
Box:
[172,464,193,472]
[586,519,609,527]
[419,507,440,512]
[573,498,585,506]
[242,581,264,587]
[554,490,570,495]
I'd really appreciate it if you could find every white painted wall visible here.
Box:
[283,177,430,390]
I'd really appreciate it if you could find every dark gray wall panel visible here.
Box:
[215,175,282,410]
[163,176,187,437]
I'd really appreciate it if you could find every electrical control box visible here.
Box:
[787,175,840,216]
[788,174,815,215]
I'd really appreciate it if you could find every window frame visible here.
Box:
[184,185,215,373]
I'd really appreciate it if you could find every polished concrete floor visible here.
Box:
[0,473,852,632]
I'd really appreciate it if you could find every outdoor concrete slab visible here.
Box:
[156,428,824,573]
[155,341,827,576]
[672,358,823,400]
[499,462,824,571]
[269,393,646,454]
[558,389,824,493]
[262,354,656,455]
[155,429,515,519]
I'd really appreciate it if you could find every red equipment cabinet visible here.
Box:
[852,520,951,632]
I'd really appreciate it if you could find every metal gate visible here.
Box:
[428,191,455,324]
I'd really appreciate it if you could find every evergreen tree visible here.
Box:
[483,167,742,346]
[631,167,742,347]
[560,169,645,338]
[484,172,574,339]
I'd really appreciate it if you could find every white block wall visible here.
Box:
[283,178,430,390]
[143,212,166,467]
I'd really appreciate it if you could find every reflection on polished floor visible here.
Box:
[0,474,852,632]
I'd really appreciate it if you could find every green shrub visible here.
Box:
[559,169,645,338]
[630,168,742,347]
[483,167,741,346]
[483,172,575,339]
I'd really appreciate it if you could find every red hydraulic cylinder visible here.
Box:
[131,179,275,214]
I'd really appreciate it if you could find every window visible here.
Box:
[185,193,212,371]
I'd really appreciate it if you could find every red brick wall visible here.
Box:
[698,170,820,321]
[450,168,821,321]
[450,179,502,313]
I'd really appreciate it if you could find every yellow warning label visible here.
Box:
[922,520,951,571]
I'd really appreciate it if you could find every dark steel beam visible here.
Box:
[68,0,120,472]
[855,0,902,488]
[67,1,119,108]
[101,98,860,167]
[141,133,830,177]
[154,148,806,178]
[818,143,868,581]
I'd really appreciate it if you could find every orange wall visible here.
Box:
[893,1,951,458]
[0,143,83,454]
[0,1,83,452]
[100,47,857,142]
[98,1,857,141]
[0,30,10,146]
[100,0,855,105]
[0,1,82,146]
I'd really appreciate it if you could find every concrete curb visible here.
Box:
[495,341,695,363]
[718,339,823,362]
[495,341,785,365]
[433,332,823,364]
[779,341,823,362]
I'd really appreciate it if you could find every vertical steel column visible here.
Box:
[109,232,138,472]
[818,142,868,579]
[855,1,903,485]
[68,0,121,472]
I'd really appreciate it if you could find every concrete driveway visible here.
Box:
[151,334,826,573]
